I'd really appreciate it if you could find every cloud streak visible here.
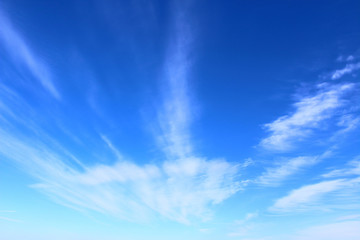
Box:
[322,157,360,178]
[293,221,360,240]
[270,177,360,213]
[0,216,21,223]
[331,62,360,80]
[256,156,319,186]
[260,83,355,151]
[0,8,60,99]
[157,6,194,159]
[0,210,20,223]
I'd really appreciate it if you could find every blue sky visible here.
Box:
[1,0,360,239]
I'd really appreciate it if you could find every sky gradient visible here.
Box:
[1,0,360,239]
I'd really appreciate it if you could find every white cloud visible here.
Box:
[0,210,20,223]
[154,2,206,161]
[260,83,355,151]
[228,224,255,237]
[241,158,255,168]
[0,5,241,224]
[256,156,319,186]
[346,55,355,61]
[293,221,360,240]
[337,55,356,62]
[100,135,124,160]
[199,228,211,233]
[0,48,241,221]
[228,212,259,237]
[0,216,21,223]
[271,179,344,211]
[229,220,360,240]
[322,157,360,178]
[270,177,360,213]
[331,62,360,80]
[0,9,60,99]
[332,114,360,138]
[336,215,360,221]
[235,212,259,225]
[0,129,240,223]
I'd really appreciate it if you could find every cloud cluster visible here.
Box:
[260,83,355,151]
[331,62,360,80]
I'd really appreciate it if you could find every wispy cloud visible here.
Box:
[241,158,255,168]
[0,8,60,99]
[270,177,360,213]
[227,219,360,240]
[0,4,240,224]
[0,216,21,223]
[228,212,259,237]
[256,156,319,186]
[333,114,360,138]
[336,215,360,221]
[322,157,360,178]
[234,212,259,225]
[346,55,355,61]
[0,128,239,223]
[0,210,20,223]
[228,224,256,237]
[100,135,124,160]
[293,220,360,240]
[156,7,194,159]
[260,83,355,151]
[331,62,360,80]
[336,55,356,62]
